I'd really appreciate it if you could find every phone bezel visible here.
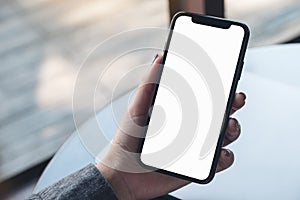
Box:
[138,12,250,184]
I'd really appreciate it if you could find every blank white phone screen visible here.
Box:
[141,15,245,180]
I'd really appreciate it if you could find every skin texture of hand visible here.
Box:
[97,55,246,200]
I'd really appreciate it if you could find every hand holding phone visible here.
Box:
[140,12,249,184]
[98,55,246,199]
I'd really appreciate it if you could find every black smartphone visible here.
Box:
[139,12,249,184]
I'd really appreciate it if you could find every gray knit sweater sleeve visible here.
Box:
[27,164,118,200]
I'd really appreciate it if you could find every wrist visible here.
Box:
[96,163,133,200]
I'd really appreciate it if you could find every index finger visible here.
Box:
[230,92,246,115]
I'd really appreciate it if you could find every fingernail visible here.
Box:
[235,121,241,133]
[240,92,246,100]
[152,54,159,64]
[228,119,240,138]
[224,149,231,157]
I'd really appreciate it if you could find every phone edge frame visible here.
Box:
[137,11,250,184]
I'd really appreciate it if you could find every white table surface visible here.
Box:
[34,44,300,199]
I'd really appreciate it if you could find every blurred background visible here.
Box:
[0,0,299,199]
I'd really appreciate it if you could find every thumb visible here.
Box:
[128,54,162,126]
[113,55,162,152]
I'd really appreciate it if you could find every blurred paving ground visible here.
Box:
[226,0,300,46]
[0,0,300,186]
[0,0,169,182]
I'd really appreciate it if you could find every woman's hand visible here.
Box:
[97,55,246,200]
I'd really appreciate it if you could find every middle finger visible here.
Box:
[223,118,241,146]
